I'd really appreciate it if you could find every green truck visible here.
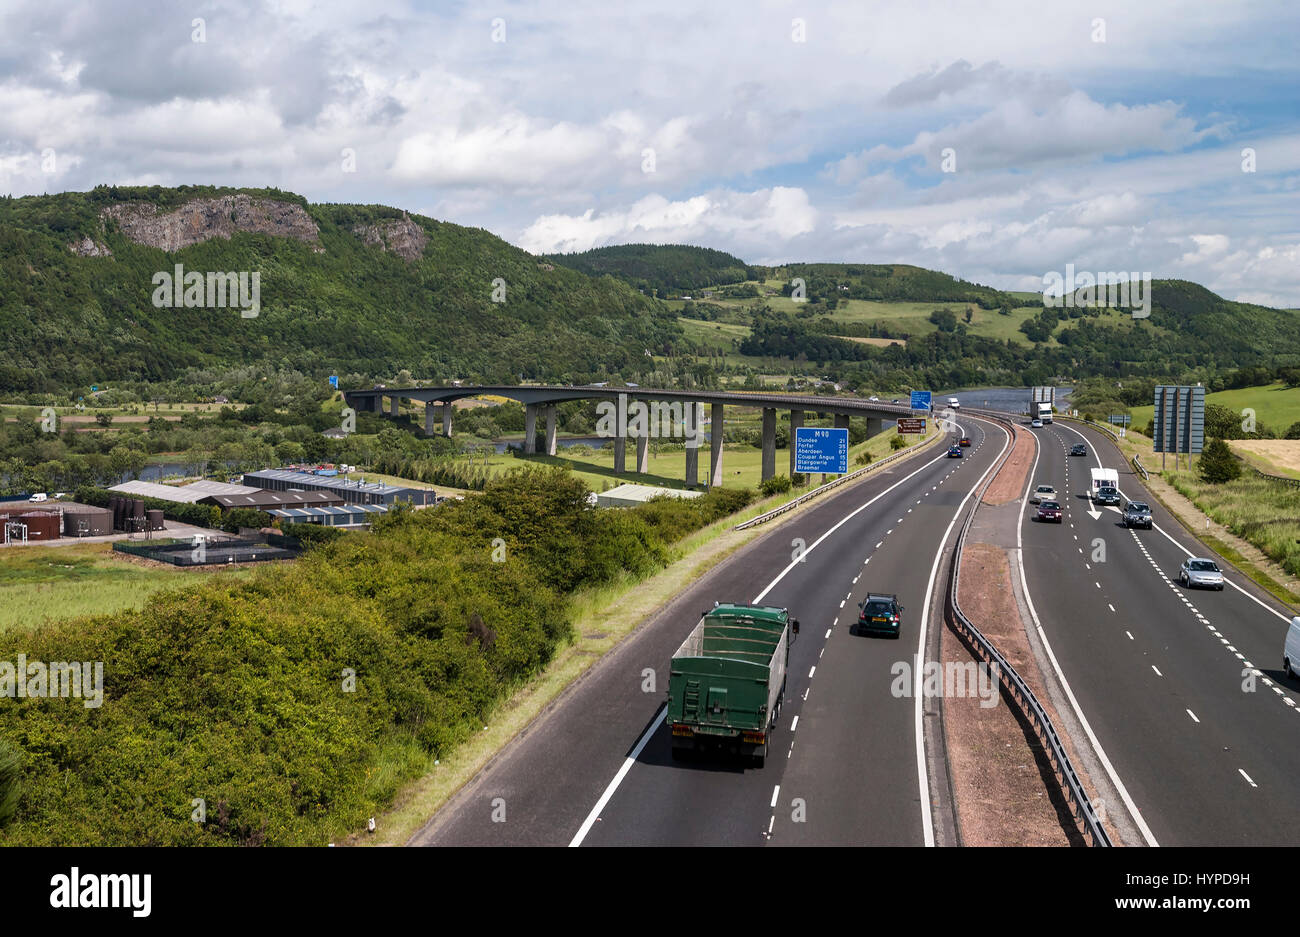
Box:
[667,603,799,766]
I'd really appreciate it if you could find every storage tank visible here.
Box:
[146,509,165,532]
[129,499,146,531]
[61,504,113,537]
[111,497,125,531]
[10,511,61,541]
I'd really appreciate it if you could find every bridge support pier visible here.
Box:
[442,404,453,437]
[761,407,777,482]
[866,416,883,438]
[389,396,400,417]
[545,405,558,456]
[636,432,649,473]
[425,404,437,436]
[709,403,724,488]
[684,403,700,488]
[613,435,626,474]
[789,409,804,478]
[524,404,538,455]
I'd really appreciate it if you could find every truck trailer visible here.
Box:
[1030,386,1055,423]
[667,603,798,766]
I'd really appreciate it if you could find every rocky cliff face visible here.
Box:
[352,215,429,262]
[101,195,322,252]
[68,236,112,257]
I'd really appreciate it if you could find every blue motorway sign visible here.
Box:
[329,375,339,388]
[794,427,849,474]
[910,390,931,411]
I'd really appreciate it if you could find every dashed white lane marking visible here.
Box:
[1152,666,1162,677]
[771,785,780,808]
[1239,769,1257,789]
[839,599,845,609]
[825,628,832,639]
[1108,604,1116,613]
[1187,709,1200,724]
[802,688,809,701]
[791,716,799,732]
[1095,582,1101,589]
[875,542,883,549]
[887,528,893,535]
[1126,631,1134,640]
[808,666,816,678]
[768,815,775,834]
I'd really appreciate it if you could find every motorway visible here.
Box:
[1019,419,1300,845]
[413,416,1010,846]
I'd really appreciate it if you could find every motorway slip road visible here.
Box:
[1019,419,1300,845]
[412,416,1010,846]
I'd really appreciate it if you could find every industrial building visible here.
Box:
[267,503,389,528]
[108,479,262,503]
[594,484,705,509]
[241,469,438,506]
[205,490,344,511]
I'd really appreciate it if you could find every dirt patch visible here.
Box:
[982,424,1035,505]
[943,542,1073,845]
[840,335,907,348]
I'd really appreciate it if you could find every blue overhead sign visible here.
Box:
[794,427,849,474]
[910,390,931,411]
[329,375,339,388]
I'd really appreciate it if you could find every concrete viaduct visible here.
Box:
[342,385,923,488]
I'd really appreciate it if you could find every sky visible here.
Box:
[2,0,1299,305]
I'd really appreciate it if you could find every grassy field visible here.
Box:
[667,278,1157,349]
[1130,383,1300,436]
[1227,440,1300,479]
[0,542,254,632]
[1165,469,1300,578]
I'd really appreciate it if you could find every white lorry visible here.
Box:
[1090,467,1120,505]
[1036,401,1053,423]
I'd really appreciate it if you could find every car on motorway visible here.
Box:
[1030,484,1055,504]
[1035,500,1063,522]
[1178,557,1225,590]
[1122,500,1153,529]
[1094,485,1121,507]
[855,593,903,638]
[869,395,880,401]
[947,445,963,458]
[1070,443,1088,457]
[959,436,971,447]
[1031,418,1043,428]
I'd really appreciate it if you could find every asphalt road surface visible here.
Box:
[413,416,1010,846]
[1018,419,1300,845]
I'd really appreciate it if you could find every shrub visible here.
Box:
[0,741,20,827]
[760,475,792,496]
[890,435,905,451]
[1198,438,1241,484]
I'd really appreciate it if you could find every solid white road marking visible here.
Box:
[568,707,665,847]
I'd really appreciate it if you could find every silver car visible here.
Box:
[1030,484,1056,505]
[1179,557,1224,591]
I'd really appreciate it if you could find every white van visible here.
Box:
[29,492,48,503]
[1284,617,1300,679]
[947,397,961,410]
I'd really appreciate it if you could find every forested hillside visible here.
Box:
[544,243,756,296]
[0,186,680,393]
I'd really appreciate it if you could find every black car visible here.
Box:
[1122,500,1153,529]
[947,445,963,458]
[1094,486,1121,506]
[855,593,903,638]
[1070,444,1087,456]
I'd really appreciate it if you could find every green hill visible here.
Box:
[762,263,1019,309]
[0,186,679,393]
[543,243,756,297]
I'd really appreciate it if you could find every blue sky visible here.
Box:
[2,0,1298,305]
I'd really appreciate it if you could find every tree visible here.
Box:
[1198,438,1241,484]
[1285,421,1300,440]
